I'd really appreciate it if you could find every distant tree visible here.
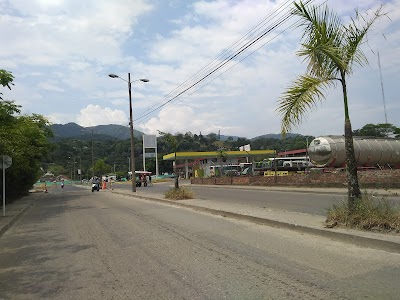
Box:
[47,164,68,176]
[223,136,234,150]
[216,149,227,177]
[233,137,251,150]
[277,1,385,212]
[158,131,181,189]
[207,133,218,144]
[353,123,399,138]
[93,159,111,177]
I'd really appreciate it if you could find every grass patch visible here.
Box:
[327,192,400,233]
[164,187,194,200]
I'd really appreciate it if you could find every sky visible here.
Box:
[0,0,399,139]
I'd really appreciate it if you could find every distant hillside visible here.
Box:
[251,133,300,140]
[49,123,304,141]
[49,123,143,140]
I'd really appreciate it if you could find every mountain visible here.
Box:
[49,123,143,140]
[251,133,300,140]
[49,123,303,141]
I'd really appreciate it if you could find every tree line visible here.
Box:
[0,70,53,200]
[42,122,399,181]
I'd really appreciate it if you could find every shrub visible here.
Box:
[326,192,400,233]
[164,187,194,200]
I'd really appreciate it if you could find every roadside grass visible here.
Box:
[152,178,170,183]
[165,187,194,200]
[326,192,400,233]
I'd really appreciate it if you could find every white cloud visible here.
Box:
[0,0,153,67]
[38,82,64,92]
[137,105,232,136]
[1,0,399,140]
[76,104,128,127]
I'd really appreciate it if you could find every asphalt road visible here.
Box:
[1,186,399,299]
[114,180,346,215]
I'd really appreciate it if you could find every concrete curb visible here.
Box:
[0,192,43,237]
[111,190,400,254]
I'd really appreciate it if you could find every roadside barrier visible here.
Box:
[264,171,289,177]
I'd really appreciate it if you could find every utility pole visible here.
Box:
[73,157,76,181]
[91,128,94,177]
[378,51,388,123]
[79,156,82,182]
[128,157,131,177]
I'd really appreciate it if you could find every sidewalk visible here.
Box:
[190,183,400,197]
[111,185,400,254]
[0,191,45,237]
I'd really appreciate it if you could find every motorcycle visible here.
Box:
[91,182,100,192]
[61,182,64,188]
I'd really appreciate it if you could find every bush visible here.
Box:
[326,192,400,233]
[164,187,194,200]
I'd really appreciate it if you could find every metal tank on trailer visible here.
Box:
[308,136,400,168]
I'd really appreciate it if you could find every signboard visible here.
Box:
[1,155,12,169]
[142,134,159,176]
[143,134,157,148]
[239,144,251,152]
[1,155,12,217]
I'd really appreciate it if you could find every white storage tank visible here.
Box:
[308,136,400,168]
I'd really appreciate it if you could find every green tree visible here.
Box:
[216,149,228,176]
[93,159,111,177]
[277,1,385,212]
[353,123,399,138]
[158,131,181,189]
[0,69,14,100]
[0,101,53,199]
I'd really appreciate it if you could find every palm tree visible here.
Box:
[277,1,385,212]
[217,148,228,177]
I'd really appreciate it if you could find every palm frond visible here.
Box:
[277,75,337,135]
[342,4,386,72]
[293,2,347,76]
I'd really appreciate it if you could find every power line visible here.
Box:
[134,0,312,126]
[134,0,297,120]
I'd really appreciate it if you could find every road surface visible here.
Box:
[115,180,347,215]
[0,186,399,299]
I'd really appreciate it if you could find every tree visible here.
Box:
[277,1,385,212]
[93,159,111,177]
[158,131,181,189]
[0,69,14,100]
[216,149,228,177]
[0,101,53,199]
[353,123,399,138]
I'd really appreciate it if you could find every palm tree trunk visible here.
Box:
[341,73,361,212]
[344,119,361,211]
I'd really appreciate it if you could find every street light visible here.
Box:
[108,73,149,192]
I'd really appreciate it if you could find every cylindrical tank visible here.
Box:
[308,136,400,168]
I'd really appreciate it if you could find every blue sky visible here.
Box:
[1,0,399,138]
